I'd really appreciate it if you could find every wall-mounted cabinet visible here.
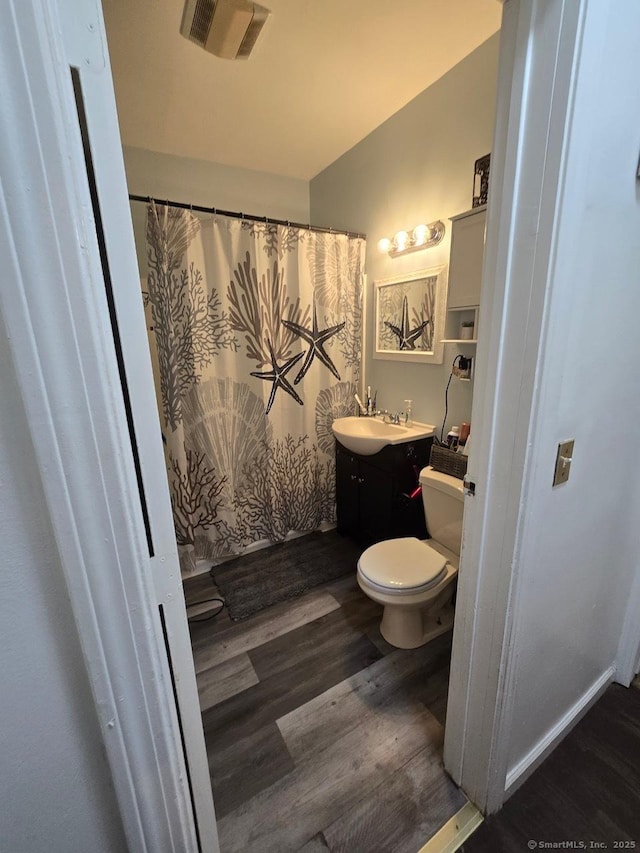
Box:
[442,204,486,344]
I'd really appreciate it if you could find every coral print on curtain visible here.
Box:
[145,202,365,572]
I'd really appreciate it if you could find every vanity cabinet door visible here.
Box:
[358,459,394,543]
[336,447,360,536]
[335,437,433,545]
[448,206,486,309]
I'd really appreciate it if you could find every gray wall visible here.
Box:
[310,35,500,434]
[0,315,127,852]
[123,145,310,276]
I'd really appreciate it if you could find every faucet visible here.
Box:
[384,411,407,425]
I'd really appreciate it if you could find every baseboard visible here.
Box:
[187,560,214,578]
[504,665,616,796]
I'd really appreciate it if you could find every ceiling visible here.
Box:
[103,0,501,181]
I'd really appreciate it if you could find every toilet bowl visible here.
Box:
[357,466,464,649]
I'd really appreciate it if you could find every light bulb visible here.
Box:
[394,230,409,252]
[413,224,430,245]
[377,237,392,253]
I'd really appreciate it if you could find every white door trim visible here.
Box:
[616,558,640,684]
[58,2,218,847]
[0,0,213,848]
[444,0,587,813]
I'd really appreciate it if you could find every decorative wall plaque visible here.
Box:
[472,153,491,208]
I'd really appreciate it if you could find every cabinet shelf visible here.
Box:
[443,305,479,346]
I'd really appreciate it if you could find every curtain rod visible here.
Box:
[128,194,366,240]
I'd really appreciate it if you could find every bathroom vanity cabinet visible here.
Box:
[335,437,434,545]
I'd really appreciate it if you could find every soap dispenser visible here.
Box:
[404,400,413,425]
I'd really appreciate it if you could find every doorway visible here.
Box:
[99,5,504,843]
[10,0,640,850]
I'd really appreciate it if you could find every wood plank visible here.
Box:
[202,607,383,745]
[277,632,452,764]
[323,572,363,605]
[415,664,451,727]
[297,834,330,851]
[205,722,295,819]
[249,595,381,682]
[216,697,444,853]
[364,620,399,656]
[462,684,640,851]
[197,653,259,711]
[578,686,640,786]
[322,745,468,853]
[191,587,341,672]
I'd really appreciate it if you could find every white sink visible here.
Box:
[331,416,436,456]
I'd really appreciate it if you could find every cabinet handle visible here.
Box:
[350,474,357,481]
[358,476,365,484]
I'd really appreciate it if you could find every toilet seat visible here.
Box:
[358,537,447,596]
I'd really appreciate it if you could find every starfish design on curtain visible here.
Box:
[250,340,305,415]
[282,302,345,385]
[384,295,429,350]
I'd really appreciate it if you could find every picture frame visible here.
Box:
[373,265,447,363]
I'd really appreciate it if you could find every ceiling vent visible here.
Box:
[180,0,271,60]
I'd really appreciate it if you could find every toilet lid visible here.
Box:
[358,537,447,593]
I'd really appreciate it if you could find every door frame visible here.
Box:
[444,0,640,811]
[444,0,592,813]
[0,0,215,849]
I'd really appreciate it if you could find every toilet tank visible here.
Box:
[419,466,465,556]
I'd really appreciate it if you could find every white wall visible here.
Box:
[0,317,127,852]
[123,145,310,275]
[503,0,640,786]
[310,35,500,433]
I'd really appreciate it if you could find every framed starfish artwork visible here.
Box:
[373,265,447,363]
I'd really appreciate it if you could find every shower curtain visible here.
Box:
[144,202,366,572]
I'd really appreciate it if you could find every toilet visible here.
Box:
[357,466,464,649]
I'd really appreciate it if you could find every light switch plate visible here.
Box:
[553,439,574,487]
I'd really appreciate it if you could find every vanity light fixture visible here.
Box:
[377,220,446,257]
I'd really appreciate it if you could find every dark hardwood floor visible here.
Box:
[462,679,640,852]
[184,548,466,853]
